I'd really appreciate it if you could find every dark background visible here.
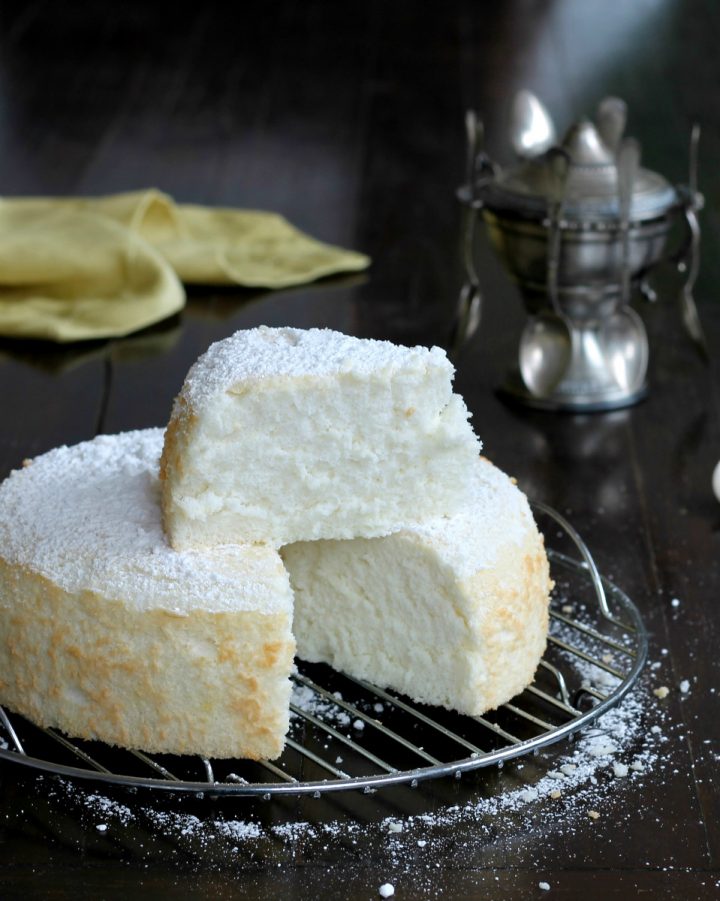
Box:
[0,1,719,898]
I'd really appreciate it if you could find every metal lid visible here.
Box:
[479,119,678,222]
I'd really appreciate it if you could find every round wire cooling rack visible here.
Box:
[0,503,648,797]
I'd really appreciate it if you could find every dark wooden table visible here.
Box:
[0,2,719,898]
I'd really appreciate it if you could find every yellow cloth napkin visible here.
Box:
[0,190,370,342]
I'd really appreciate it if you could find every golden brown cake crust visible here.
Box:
[0,429,296,761]
[0,558,294,760]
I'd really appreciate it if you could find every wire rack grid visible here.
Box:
[0,503,648,797]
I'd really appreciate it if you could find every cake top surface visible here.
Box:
[400,457,536,579]
[178,326,454,407]
[0,429,290,615]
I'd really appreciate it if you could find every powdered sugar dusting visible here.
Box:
[404,457,536,578]
[0,429,290,615]
[177,326,454,408]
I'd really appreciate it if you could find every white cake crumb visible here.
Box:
[388,822,403,833]
[550,789,562,799]
[588,742,617,757]
[588,810,600,820]
[226,773,249,785]
[679,680,690,694]
[417,840,427,847]
[379,883,395,898]
[96,824,108,832]
[653,686,670,699]
[539,882,551,891]
[612,762,629,778]
[671,598,681,608]
[165,327,482,549]
[353,719,365,730]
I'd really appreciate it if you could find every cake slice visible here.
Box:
[0,429,294,760]
[281,457,551,716]
[160,326,481,549]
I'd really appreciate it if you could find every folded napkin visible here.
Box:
[0,190,370,342]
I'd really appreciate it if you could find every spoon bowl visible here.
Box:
[599,306,648,393]
[510,91,556,158]
[519,312,573,398]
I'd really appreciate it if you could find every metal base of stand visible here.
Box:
[500,369,648,412]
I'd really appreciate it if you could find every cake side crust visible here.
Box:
[0,558,295,760]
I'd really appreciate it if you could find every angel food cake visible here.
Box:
[0,327,552,761]
[0,432,549,759]
[160,326,481,549]
[0,430,295,760]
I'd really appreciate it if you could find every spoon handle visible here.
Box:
[464,109,481,191]
[689,121,700,200]
[545,148,569,315]
[617,138,640,306]
[678,125,709,362]
[680,206,709,362]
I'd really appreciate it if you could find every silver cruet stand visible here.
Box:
[458,93,706,412]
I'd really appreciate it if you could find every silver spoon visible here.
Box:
[510,90,556,158]
[601,306,648,394]
[599,137,648,393]
[464,109,483,192]
[519,148,573,398]
[618,137,640,308]
[678,123,709,361]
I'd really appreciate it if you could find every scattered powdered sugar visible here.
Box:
[214,819,263,842]
[49,676,667,877]
[290,684,352,730]
[82,792,133,826]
